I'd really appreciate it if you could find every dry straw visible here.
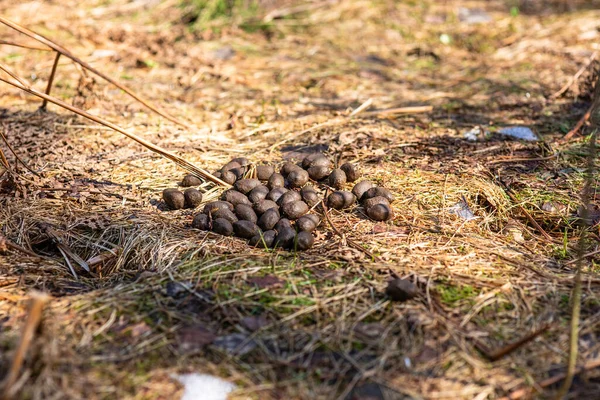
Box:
[0,17,230,188]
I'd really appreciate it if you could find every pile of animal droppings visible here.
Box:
[161,153,394,251]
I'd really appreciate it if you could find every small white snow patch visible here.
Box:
[463,126,488,141]
[173,373,236,400]
[449,198,477,221]
[498,126,538,141]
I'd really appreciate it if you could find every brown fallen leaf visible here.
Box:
[126,321,152,338]
[385,279,419,302]
[178,325,215,352]
[240,315,268,332]
[247,275,285,289]
[371,223,408,236]
[213,333,256,356]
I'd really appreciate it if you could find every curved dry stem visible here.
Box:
[0,64,230,187]
[0,16,190,128]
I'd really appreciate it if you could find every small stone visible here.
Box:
[163,189,185,210]
[234,179,261,194]
[287,169,309,188]
[212,218,233,236]
[352,181,374,199]
[166,281,191,298]
[233,220,260,239]
[256,165,275,181]
[346,383,385,400]
[181,174,202,187]
[184,188,203,208]
[235,204,258,223]
[281,200,309,220]
[328,169,347,189]
[340,163,359,182]
[268,173,285,190]
[191,213,210,230]
[385,279,418,302]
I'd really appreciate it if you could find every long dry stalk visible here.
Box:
[555,75,600,399]
[1,292,50,399]
[0,16,189,128]
[0,63,230,187]
[0,39,51,51]
[40,52,61,110]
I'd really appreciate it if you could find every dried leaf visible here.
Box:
[213,333,256,356]
[240,315,268,332]
[128,321,151,338]
[247,275,285,289]
[178,325,215,352]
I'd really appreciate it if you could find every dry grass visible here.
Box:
[2,0,600,399]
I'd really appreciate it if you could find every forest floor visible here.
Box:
[1,0,600,399]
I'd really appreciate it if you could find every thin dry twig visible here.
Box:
[40,52,61,111]
[349,98,373,117]
[499,358,600,400]
[0,63,230,187]
[0,233,43,259]
[359,105,433,117]
[1,291,50,399]
[554,99,598,400]
[262,0,334,22]
[0,39,51,51]
[474,324,552,362]
[0,124,40,176]
[550,51,597,100]
[0,145,11,171]
[495,178,555,242]
[321,197,376,260]
[0,16,189,128]
[561,106,592,142]
[487,153,559,165]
